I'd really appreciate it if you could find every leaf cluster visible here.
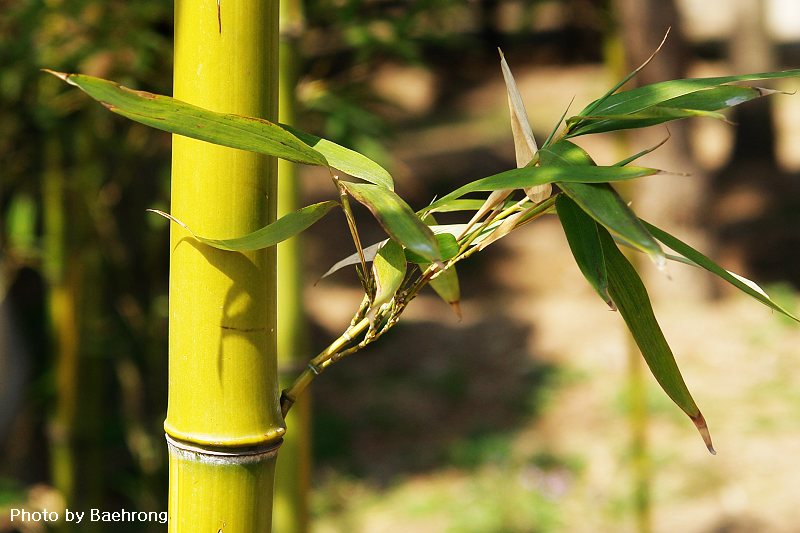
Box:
[47,47,800,451]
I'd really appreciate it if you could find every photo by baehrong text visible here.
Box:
[8,507,168,524]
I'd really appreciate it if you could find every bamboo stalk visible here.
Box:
[604,28,652,533]
[274,0,312,529]
[167,1,282,531]
[43,136,79,510]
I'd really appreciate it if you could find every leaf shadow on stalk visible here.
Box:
[182,239,271,380]
[309,314,560,484]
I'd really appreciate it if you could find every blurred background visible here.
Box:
[2,0,800,532]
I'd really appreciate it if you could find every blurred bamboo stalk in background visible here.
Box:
[166,1,283,530]
[274,0,313,530]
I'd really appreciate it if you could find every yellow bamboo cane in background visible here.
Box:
[166,1,283,531]
[274,0,312,530]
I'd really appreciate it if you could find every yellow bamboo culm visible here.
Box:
[167,1,283,531]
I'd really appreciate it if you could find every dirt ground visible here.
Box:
[296,57,800,533]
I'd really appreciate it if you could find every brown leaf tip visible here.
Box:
[41,69,70,83]
[691,413,717,455]
[449,301,463,321]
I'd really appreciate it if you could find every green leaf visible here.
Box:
[424,164,659,213]
[537,139,595,167]
[48,71,326,165]
[581,70,800,116]
[539,141,664,264]
[643,220,800,322]
[556,195,612,308]
[370,239,407,319]
[340,181,441,262]
[149,201,338,251]
[281,124,394,189]
[422,199,502,213]
[560,182,664,265]
[569,85,779,136]
[598,225,715,454]
[429,265,461,319]
[320,225,468,280]
[571,70,800,135]
[47,71,394,188]
[404,233,459,264]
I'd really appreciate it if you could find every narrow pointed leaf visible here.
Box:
[321,239,387,279]
[613,135,670,168]
[47,71,394,187]
[556,195,613,308]
[340,181,441,262]
[598,225,715,454]
[370,239,407,318]
[538,140,664,264]
[569,85,781,136]
[582,70,800,116]
[404,233,459,264]
[321,225,467,279]
[281,124,393,189]
[429,265,461,319]
[460,189,512,238]
[499,50,550,202]
[573,70,800,129]
[48,71,327,165]
[424,164,659,213]
[499,50,538,165]
[537,139,595,166]
[150,201,339,251]
[643,221,799,322]
[560,182,664,265]
[476,211,523,251]
[581,28,671,118]
[424,199,515,214]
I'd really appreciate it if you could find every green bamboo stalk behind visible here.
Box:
[604,28,652,533]
[43,136,78,509]
[166,1,282,531]
[274,0,312,530]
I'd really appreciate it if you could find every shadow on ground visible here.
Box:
[310,313,559,484]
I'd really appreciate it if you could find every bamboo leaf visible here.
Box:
[340,181,441,262]
[598,225,715,454]
[46,71,394,188]
[581,28,671,119]
[560,182,664,265]
[429,265,461,319]
[321,225,468,279]
[321,239,387,279]
[369,239,407,320]
[499,50,538,165]
[424,164,659,213]
[404,233,459,264]
[538,140,664,265]
[148,201,339,251]
[569,85,781,136]
[537,139,595,167]
[47,71,326,165]
[643,221,800,322]
[424,199,512,213]
[476,211,523,251]
[499,50,550,203]
[556,195,613,308]
[571,70,800,135]
[281,124,394,189]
